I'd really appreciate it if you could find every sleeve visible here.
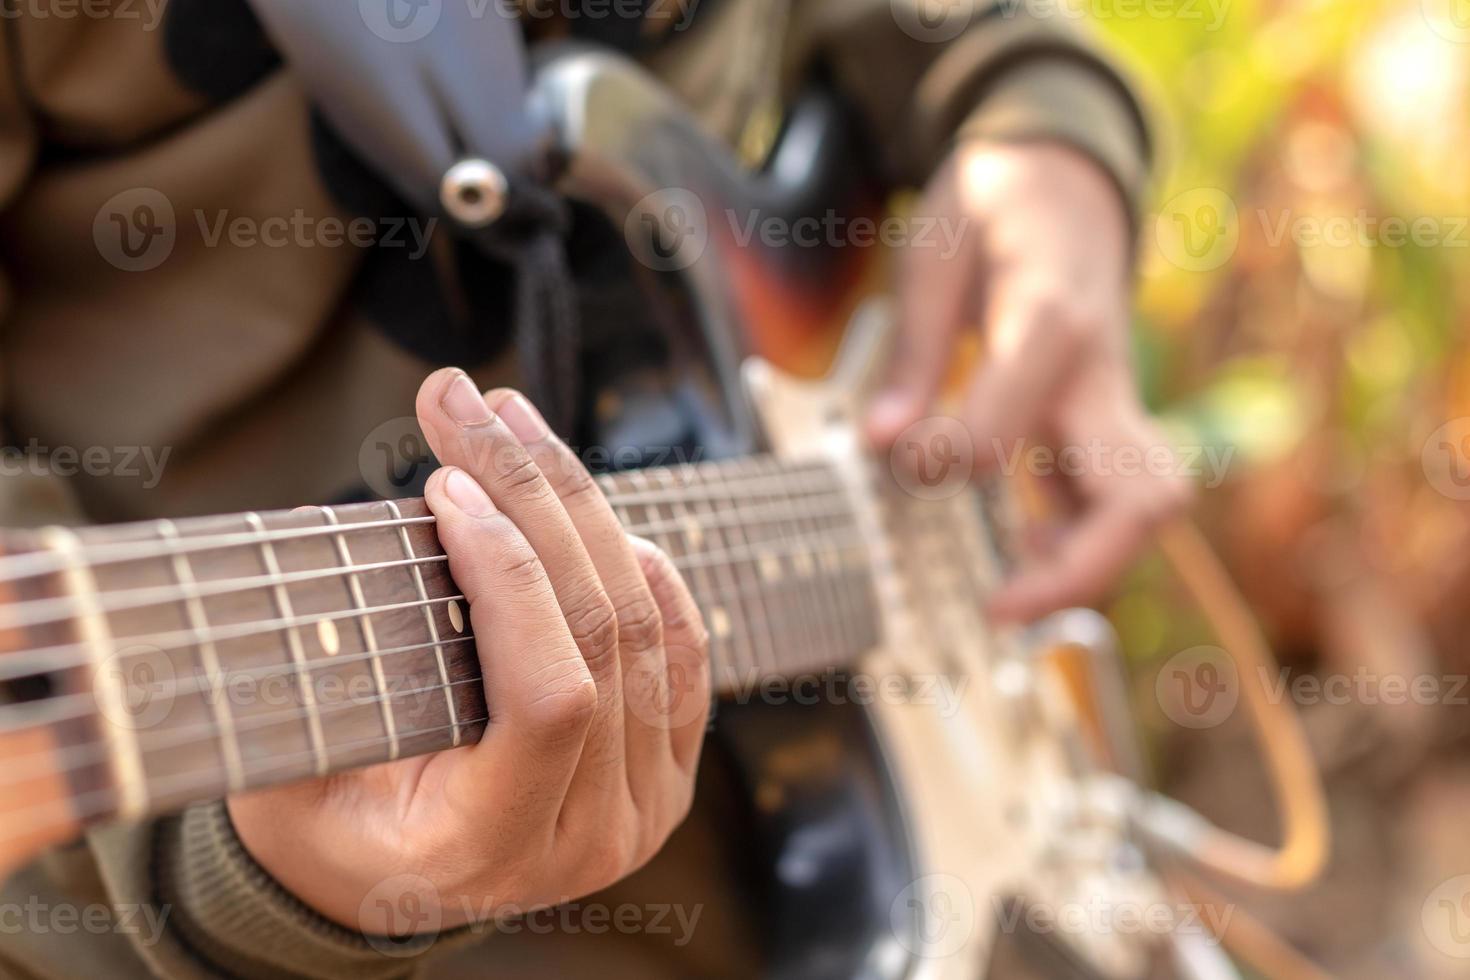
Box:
[781,0,1152,220]
[83,804,481,980]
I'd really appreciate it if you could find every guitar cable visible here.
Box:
[1144,519,1330,894]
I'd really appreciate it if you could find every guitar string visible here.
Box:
[0,715,490,846]
[0,484,880,756]
[0,571,871,795]
[0,497,869,728]
[0,460,841,585]
[0,489,853,633]
[0,498,1000,841]
[0,525,870,689]
[0,545,871,740]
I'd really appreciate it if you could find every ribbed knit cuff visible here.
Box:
[153,802,457,980]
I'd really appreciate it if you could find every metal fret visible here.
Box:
[318,506,399,761]
[157,520,246,793]
[781,464,845,665]
[383,500,460,747]
[38,526,150,818]
[705,463,779,674]
[244,512,329,777]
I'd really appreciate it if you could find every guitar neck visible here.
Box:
[0,454,879,832]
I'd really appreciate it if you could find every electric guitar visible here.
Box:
[0,45,1289,980]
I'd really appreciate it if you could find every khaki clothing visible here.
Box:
[0,1,1149,976]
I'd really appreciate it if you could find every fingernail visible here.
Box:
[497,393,550,443]
[441,372,492,427]
[444,468,496,517]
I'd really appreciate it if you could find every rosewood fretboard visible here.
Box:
[0,454,879,836]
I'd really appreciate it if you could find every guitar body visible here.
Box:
[546,46,1177,979]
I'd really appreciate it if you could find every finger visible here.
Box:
[627,536,711,779]
[416,372,626,805]
[424,465,596,837]
[962,292,1094,478]
[988,414,1193,622]
[470,394,671,816]
[866,176,975,447]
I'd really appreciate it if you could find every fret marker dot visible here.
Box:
[794,552,815,577]
[448,599,465,634]
[759,555,783,582]
[683,519,704,550]
[709,607,731,640]
[317,618,341,657]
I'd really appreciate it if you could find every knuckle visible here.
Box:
[1030,292,1096,346]
[523,667,598,743]
[615,595,664,654]
[493,444,547,495]
[498,552,548,591]
[566,590,620,672]
[547,447,601,501]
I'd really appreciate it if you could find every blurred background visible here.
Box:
[1089,0,1470,975]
